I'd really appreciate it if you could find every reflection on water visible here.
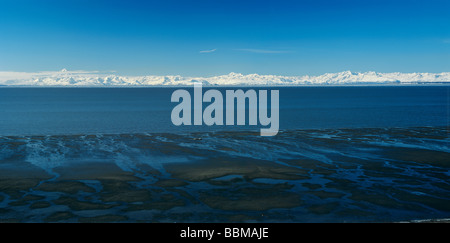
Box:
[0,127,449,222]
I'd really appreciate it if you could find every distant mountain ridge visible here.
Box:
[0,70,449,86]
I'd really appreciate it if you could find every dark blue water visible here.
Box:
[0,86,448,136]
[1,86,449,223]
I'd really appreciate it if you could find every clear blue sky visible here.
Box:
[1,0,449,76]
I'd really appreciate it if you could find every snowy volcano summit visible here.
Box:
[0,70,449,86]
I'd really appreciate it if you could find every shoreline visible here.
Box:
[1,83,450,88]
[0,125,448,139]
[1,126,449,222]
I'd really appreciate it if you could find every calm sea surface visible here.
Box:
[0,86,448,136]
[1,86,449,222]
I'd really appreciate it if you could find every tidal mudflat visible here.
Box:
[0,127,449,222]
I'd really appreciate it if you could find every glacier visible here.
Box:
[0,70,449,86]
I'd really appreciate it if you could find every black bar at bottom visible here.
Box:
[2,222,447,242]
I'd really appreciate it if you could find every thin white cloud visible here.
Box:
[235,48,291,54]
[199,48,217,53]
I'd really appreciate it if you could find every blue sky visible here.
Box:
[0,0,449,76]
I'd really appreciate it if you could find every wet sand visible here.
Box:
[0,127,449,222]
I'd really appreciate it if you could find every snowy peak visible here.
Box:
[0,70,449,86]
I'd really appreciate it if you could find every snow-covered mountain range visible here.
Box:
[0,70,449,86]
